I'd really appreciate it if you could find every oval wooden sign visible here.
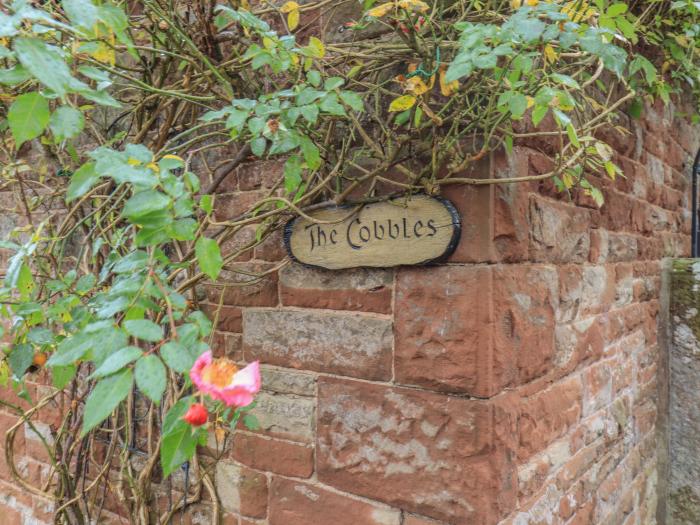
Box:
[284,195,461,269]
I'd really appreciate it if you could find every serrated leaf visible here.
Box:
[161,401,198,477]
[124,319,164,342]
[14,37,83,97]
[8,343,33,378]
[9,92,49,148]
[288,9,300,30]
[89,346,143,379]
[135,355,166,404]
[161,341,195,373]
[339,91,364,112]
[81,368,132,436]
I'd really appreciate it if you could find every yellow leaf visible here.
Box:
[146,162,160,173]
[127,158,141,166]
[439,66,458,96]
[263,37,276,50]
[92,42,116,66]
[162,154,184,162]
[544,44,558,65]
[389,95,417,112]
[366,2,395,17]
[397,0,430,12]
[307,36,325,58]
[404,76,429,95]
[288,9,300,30]
[511,0,522,8]
[526,96,535,109]
[280,1,300,13]
[525,0,539,5]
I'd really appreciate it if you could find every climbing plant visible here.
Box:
[0,0,698,522]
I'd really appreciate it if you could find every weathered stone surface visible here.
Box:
[243,308,393,380]
[216,461,268,518]
[245,391,315,443]
[316,377,516,524]
[205,263,279,307]
[394,265,493,395]
[269,478,401,525]
[231,432,314,478]
[280,263,393,313]
[492,265,558,388]
[530,196,591,263]
[260,366,316,397]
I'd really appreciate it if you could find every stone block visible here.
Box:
[394,265,493,395]
[243,308,392,380]
[316,377,516,524]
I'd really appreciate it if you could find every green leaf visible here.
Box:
[50,106,84,141]
[508,93,528,119]
[566,123,580,148]
[606,3,628,16]
[81,368,133,437]
[250,137,267,157]
[123,190,171,220]
[161,402,198,477]
[339,91,364,112]
[124,319,164,342]
[14,37,84,97]
[195,237,223,280]
[89,346,143,379]
[52,365,76,389]
[299,137,321,170]
[66,162,100,202]
[319,93,346,116]
[243,413,260,430]
[135,355,166,404]
[161,341,195,373]
[532,105,548,127]
[0,65,31,85]
[307,70,321,87]
[63,0,99,29]
[8,343,33,378]
[324,77,345,90]
[550,73,581,90]
[47,332,95,366]
[284,155,303,193]
[8,92,49,148]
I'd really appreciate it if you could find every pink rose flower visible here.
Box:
[189,351,261,407]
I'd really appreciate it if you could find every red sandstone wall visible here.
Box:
[0,99,696,524]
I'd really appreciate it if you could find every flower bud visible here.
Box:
[183,403,208,426]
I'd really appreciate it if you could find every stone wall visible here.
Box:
[0,97,696,524]
[193,98,695,525]
[663,260,700,524]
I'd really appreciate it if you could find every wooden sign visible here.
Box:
[284,195,461,269]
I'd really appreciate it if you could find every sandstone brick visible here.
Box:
[316,377,516,524]
[403,514,447,525]
[493,265,558,388]
[243,308,392,380]
[201,303,243,333]
[237,160,284,191]
[216,460,269,518]
[269,477,401,525]
[254,228,287,261]
[394,265,492,395]
[232,432,314,478]
[204,263,278,307]
[529,195,591,263]
[517,376,582,460]
[213,190,268,222]
[260,366,316,396]
[245,391,315,443]
[279,263,393,314]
